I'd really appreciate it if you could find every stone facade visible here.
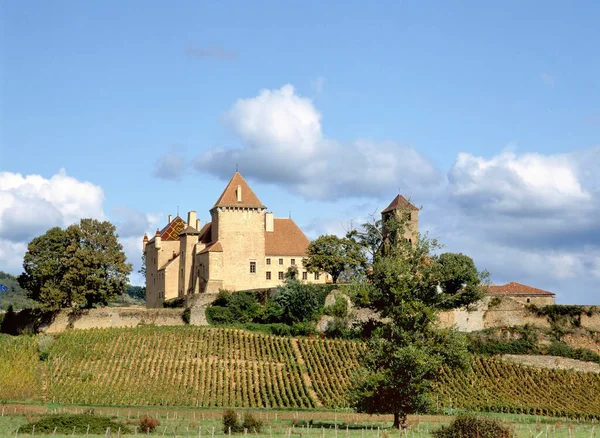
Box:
[144,172,327,308]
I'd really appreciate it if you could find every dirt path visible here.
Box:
[291,338,323,408]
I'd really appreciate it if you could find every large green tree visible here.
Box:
[348,215,488,429]
[302,234,367,283]
[18,219,132,309]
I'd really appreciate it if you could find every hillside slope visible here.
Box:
[1,326,600,419]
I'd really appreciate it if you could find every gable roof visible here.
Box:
[265,218,311,256]
[198,241,223,254]
[179,225,201,236]
[487,282,555,296]
[213,172,265,209]
[149,216,187,242]
[382,194,419,214]
[198,222,212,244]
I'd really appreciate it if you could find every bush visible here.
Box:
[182,307,191,324]
[432,414,511,438]
[207,291,261,325]
[323,295,348,318]
[18,414,131,435]
[222,409,243,433]
[37,334,55,361]
[139,415,160,433]
[242,412,263,433]
[163,297,185,308]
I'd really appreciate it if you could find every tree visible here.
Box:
[302,235,367,283]
[348,214,488,429]
[18,219,132,309]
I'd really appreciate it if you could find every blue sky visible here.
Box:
[1,1,599,303]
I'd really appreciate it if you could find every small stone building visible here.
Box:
[143,172,327,308]
[486,282,556,306]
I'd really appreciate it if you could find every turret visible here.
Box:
[143,233,149,252]
[154,229,161,249]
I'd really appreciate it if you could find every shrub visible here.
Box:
[222,409,243,433]
[323,295,348,318]
[432,414,511,438]
[182,307,191,324]
[208,291,261,325]
[139,415,160,433]
[17,414,131,435]
[163,297,186,308]
[242,412,263,433]
[37,334,54,361]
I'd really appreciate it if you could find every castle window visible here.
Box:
[278,271,284,280]
[266,258,271,265]
[279,258,284,265]
[302,272,307,280]
[250,261,256,274]
[266,271,271,280]
[526,298,531,303]
[291,259,296,265]
[314,273,320,280]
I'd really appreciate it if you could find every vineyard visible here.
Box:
[2,327,600,419]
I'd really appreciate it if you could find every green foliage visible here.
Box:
[17,414,131,435]
[0,271,36,310]
[527,305,599,340]
[182,308,191,324]
[468,326,540,356]
[125,285,146,301]
[37,335,55,361]
[272,279,328,324]
[432,414,512,438]
[349,213,486,428]
[222,409,243,433]
[18,220,132,310]
[207,290,261,324]
[163,297,186,308]
[0,305,18,335]
[546,341,600,364]
[241,412,263,433]
[303,234,368,283]
[323,295,348,318]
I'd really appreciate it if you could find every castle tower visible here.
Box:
[209,172,268,290]
[381,194,419,248]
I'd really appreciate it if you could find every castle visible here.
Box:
[143,171,555,309]
[143,172,328,308]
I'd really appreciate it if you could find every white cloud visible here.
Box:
[448,151,591,215]
[0,169,105,243]
[195,84,441,200]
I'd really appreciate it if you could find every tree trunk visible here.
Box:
[393,412,408,430]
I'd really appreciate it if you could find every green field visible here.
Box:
[2,326,600,420]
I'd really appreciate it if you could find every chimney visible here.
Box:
[168,214,172,223]
[265,212,274,232]
[187,210,197,228]
[143,233,149,252]
[154,229,161,249]
[236,185,242,203]
[196,219,201,231]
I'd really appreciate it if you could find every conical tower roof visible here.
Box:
[213,172,266,209]
[381,194,418,213]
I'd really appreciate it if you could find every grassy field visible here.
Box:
[2,326,600,420]
[1,405,599,437]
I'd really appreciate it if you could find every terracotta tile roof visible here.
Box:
[381,194,419,214]
[265,218,310,256]
[198,241,223,254]
[149,216,186,242]
[213,172,265,209]
[198,222,212,244]
[487,282,555,296]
